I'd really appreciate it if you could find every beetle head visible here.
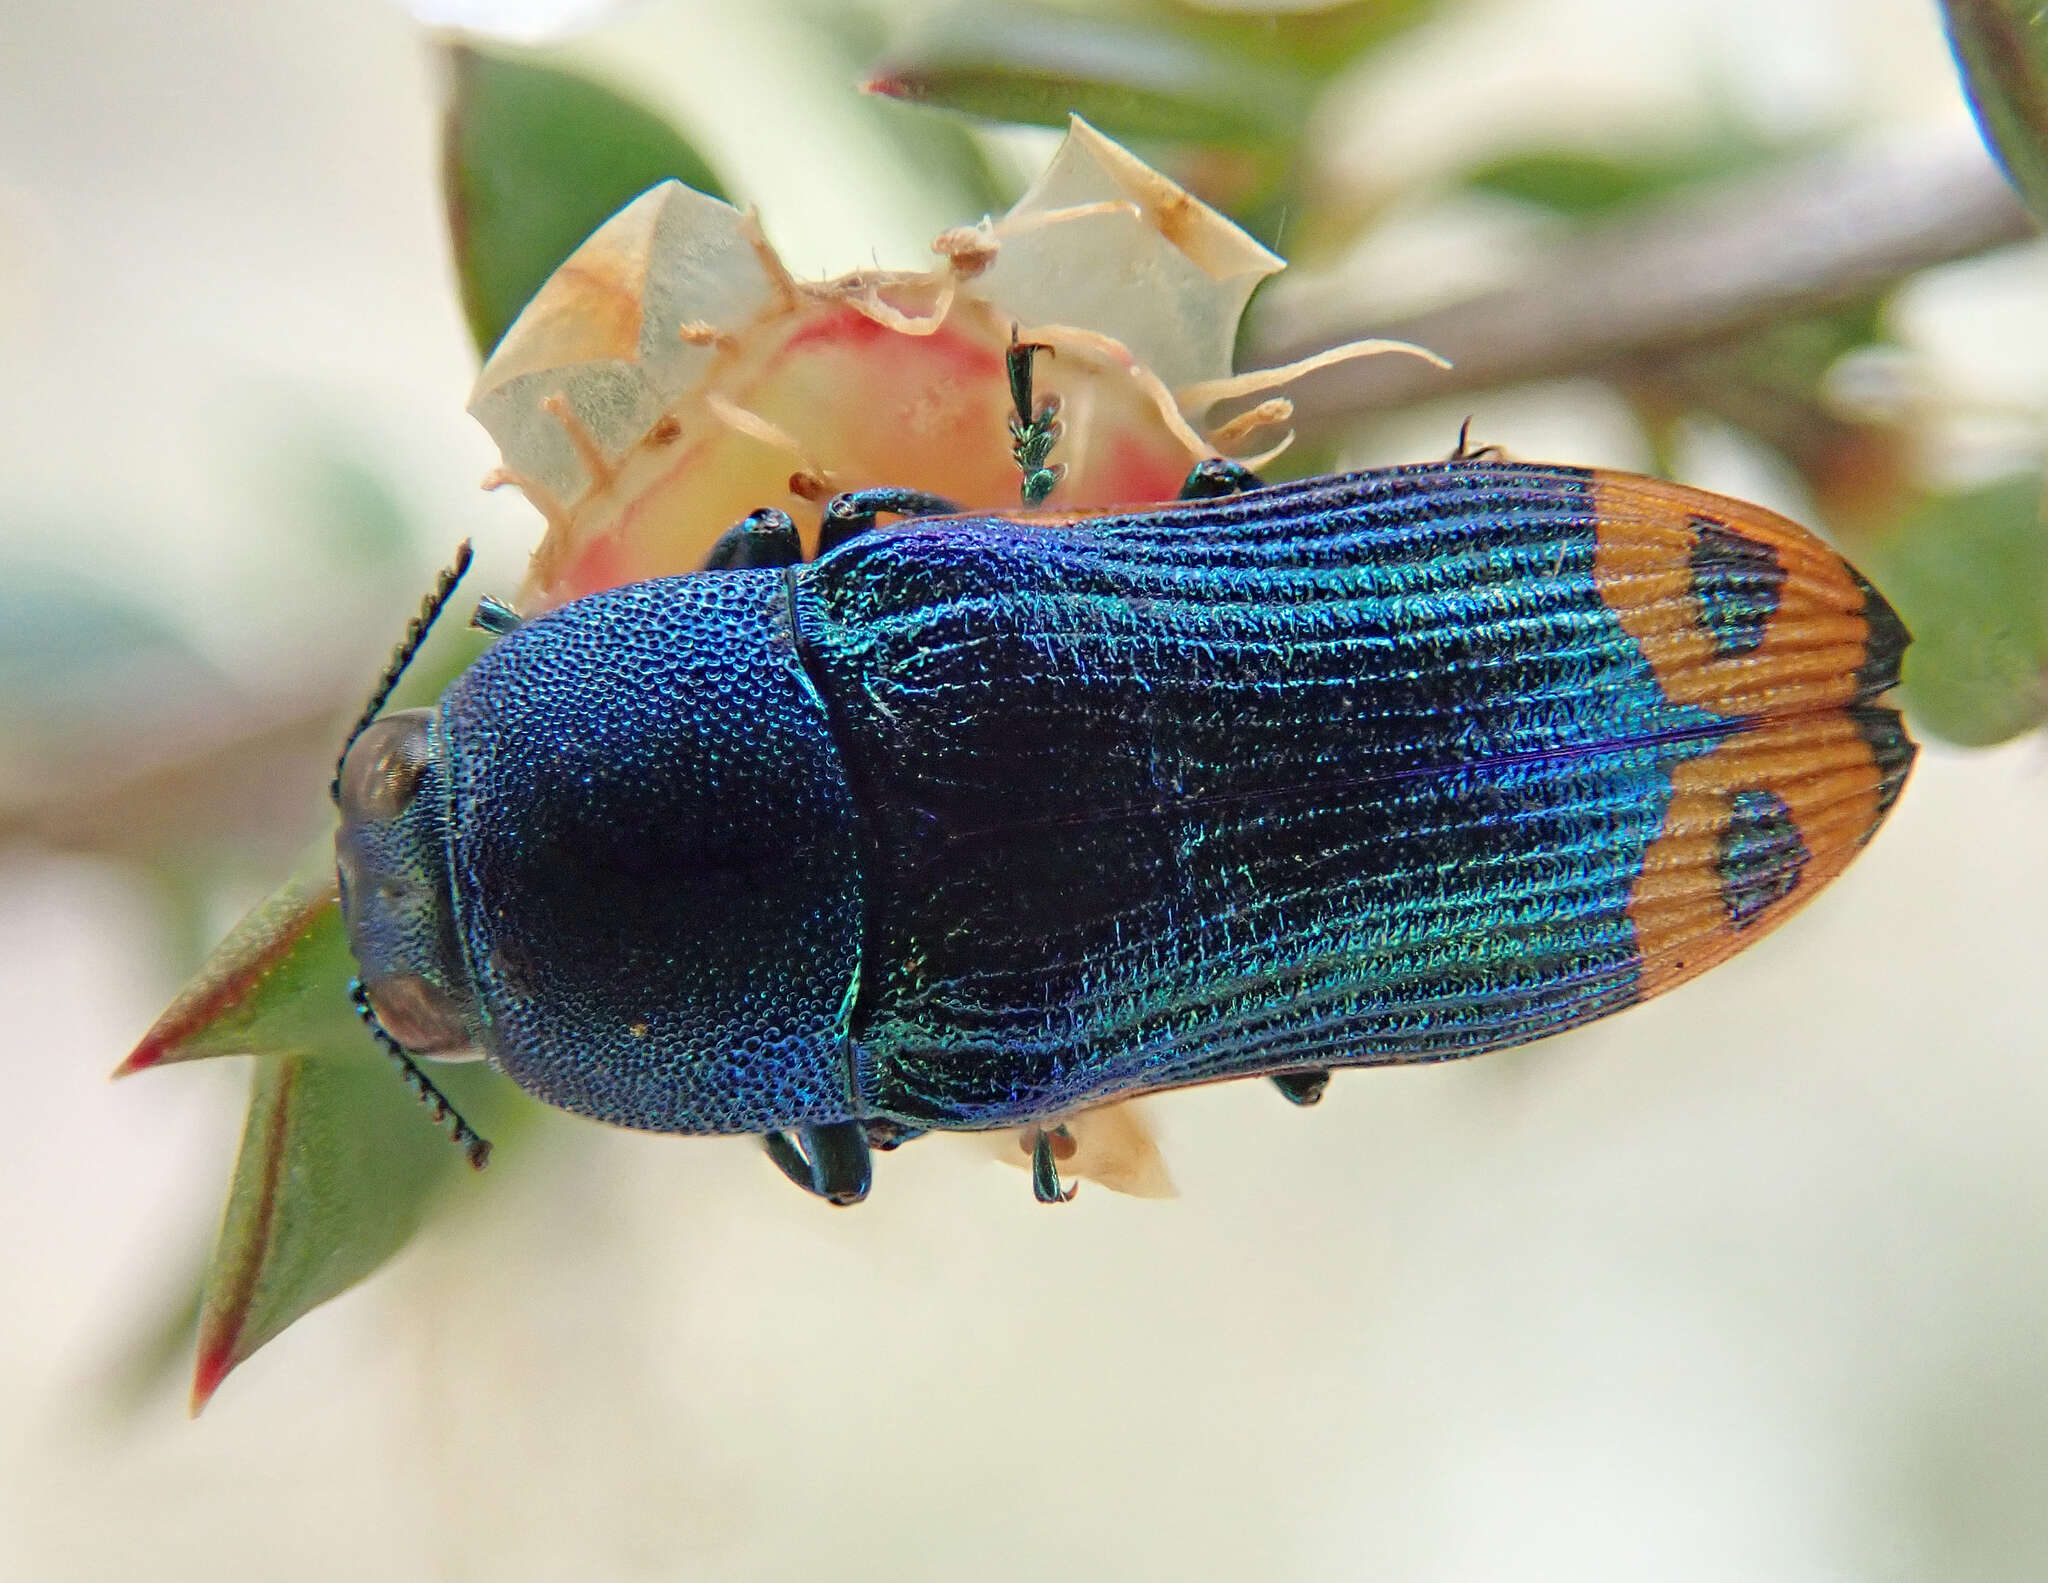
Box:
[334,707,479,1055]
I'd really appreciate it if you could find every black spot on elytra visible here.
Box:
[1850,702,1916,826]
[1850,566,1910,699]
[1688,517,1786,657]
[1717,789,1807,927]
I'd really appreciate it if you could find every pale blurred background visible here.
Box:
[4,0,2046,1578]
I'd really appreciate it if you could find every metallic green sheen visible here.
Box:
[793,463,1733,1128]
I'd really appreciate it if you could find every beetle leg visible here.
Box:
[1178,458,1266,500]
[1031,1125,1079,1204]
[703,508,803,571]
[762,1121,873,1205]
[1006,334,1066,507]
[1269,1069,1331,1106]
[818,487,963,555]
[1448,416,1503,463]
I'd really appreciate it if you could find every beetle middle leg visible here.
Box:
[762,1120,873,1205]
[1178,458,1266,500]
[818,486,964,555]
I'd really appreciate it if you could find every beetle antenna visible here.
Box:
[348,977,493,1169]
[330,541,475,802]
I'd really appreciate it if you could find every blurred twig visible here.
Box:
[0,702,338,864]
[1247,133,2039,433]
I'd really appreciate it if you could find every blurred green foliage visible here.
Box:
[1943,0,2048,222]
[444,44,728,356]
[1864,477,2048,747]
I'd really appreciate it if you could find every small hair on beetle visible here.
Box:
[330,541,475,803]
[349,978,493,1169]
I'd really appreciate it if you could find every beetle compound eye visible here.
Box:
[365,972,471,1054]
[337,709,436,823]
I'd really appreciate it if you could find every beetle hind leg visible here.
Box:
[763,1120,872,1205]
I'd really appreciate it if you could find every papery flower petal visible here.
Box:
[468,181,784,520]
[973,116,1282,391]
[468,119,1447,617]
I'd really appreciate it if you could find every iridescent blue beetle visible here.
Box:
[334,346,1913,1204]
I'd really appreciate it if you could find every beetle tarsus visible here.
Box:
[763,1120,872,1204]
[470,594,525,636]
[1031,1126,1079,1204]
[1449,416,1502,463]
[1007,333,1065,507]
[704,508,804,571]
[1178,458,1266,500]
[1270,1069,1331,1106]
[819,487,962,555]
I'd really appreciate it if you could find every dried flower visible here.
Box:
[470,116,1439,612]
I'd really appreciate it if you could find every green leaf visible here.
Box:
[1862,474,2048,747]
[117,856,535,1408]
[121,608,524,1406]
[800,2,1019,217]
[1157,0,1446,81]
[193,1046,523,1412]
[443,43,729,359]
[865,4,1312,148]
[118,865,357,1074]
[1463,140,1771,218]
[1942,0,2048,221]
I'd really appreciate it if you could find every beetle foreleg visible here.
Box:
[1030,1126,1079,1204]
[818,487,963,555]
[762,1121,872,1205]
[1178,458,1266,500]
[1269,1069,1332,1106]
[469,594,526,636]
[703,508,804,571]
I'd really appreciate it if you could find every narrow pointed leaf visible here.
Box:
[1160,0,1446,80]
[1942,0,2048,221]
[866,5,1309,147]
[193,1051,522,1411]
[118,867,352,1074]
[1462,139,1772,218]
[443,43,728,358]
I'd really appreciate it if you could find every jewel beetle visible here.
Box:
[333,345,1913,1204]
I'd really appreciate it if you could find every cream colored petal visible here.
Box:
[974,117,1281,391]
[1176,338,1450,417]
[468,180,782,506]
